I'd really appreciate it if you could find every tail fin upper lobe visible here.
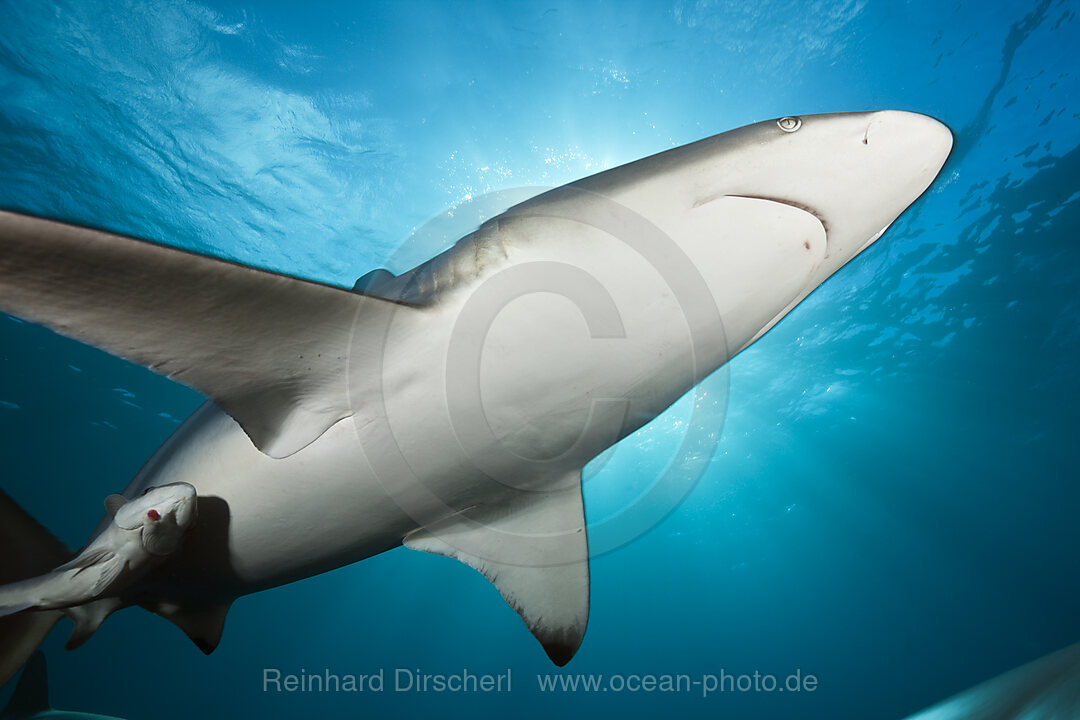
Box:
[0,491,70,688]
[0,651,49,719]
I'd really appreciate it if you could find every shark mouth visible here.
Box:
[723,194,830,235]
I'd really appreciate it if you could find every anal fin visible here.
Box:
[150,601,233,655]
[404,472,589,666]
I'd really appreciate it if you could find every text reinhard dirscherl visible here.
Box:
[262,667,819,697]
[263,667,512,694]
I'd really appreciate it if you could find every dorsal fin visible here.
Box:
[404,472,589,666]
[351,268,395,295]
[2,651,49,718]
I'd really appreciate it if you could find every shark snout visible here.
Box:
[133,482,197,557]
[118,482,197,533]
[152,482,198,529]
[862,110,953,180]
[733,110,955,296]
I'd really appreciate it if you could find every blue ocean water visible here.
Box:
[0,1,1077,718]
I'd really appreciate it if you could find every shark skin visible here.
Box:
[0,111,953,671]
[902,642,1080,719]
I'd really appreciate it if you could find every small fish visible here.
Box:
[0,484,196,618]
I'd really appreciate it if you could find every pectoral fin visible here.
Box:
[150,601,233,655]
[0,211,414,458]
[404,472,590,666]
[104,495,127,516]
[64,597,123,650]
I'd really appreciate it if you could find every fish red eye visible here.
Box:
[147,509,161,521]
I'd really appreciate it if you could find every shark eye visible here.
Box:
[147,509,161,521]
[777,116,802,133]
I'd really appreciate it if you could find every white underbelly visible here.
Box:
[121,404,425,587]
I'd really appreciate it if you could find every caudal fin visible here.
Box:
[0,491,70,688]
[0,651,49,719]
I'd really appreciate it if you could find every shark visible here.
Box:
[902,642,1080,719]
[1,653,126,720]
[0,111,952,682]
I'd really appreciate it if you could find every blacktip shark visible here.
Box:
[0,111,952,681]
[902,642,1080,719]
[1,652,126,720]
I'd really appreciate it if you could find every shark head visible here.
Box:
[113,482,198,557]
[715,110,954,277]
[522,109,956,356]
[534,111,953,307]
